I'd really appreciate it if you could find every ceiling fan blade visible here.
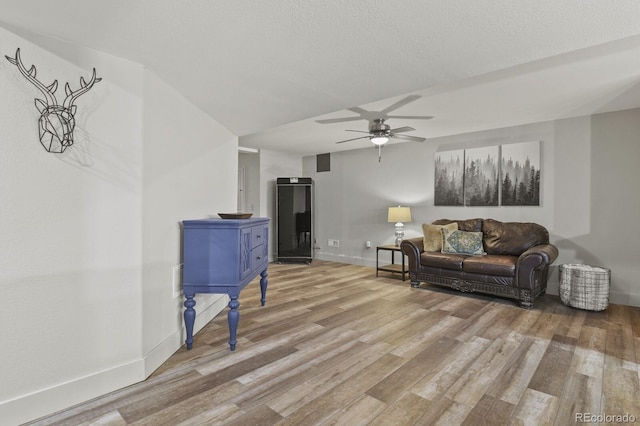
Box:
[391,134,426,142]
[316,116,364,124]
[380,95,421,114]
[389,126,415,134]
[316,105,371,124]
[336,136,371,144]
[345,129,370,134]
[346,106,368,115]
[387,115,433,120]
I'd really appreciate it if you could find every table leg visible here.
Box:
[260,268,268,306]
[228,295,240,351]
[184,293,196,350]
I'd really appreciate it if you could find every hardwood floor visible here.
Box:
[29,260,640,425]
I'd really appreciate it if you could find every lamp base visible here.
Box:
[394,222,404,246]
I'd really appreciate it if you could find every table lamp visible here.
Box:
[388,206,412,246]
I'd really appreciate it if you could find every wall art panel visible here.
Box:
[501,141,541,206]
[434,149,464,206]
[464,145,499,206]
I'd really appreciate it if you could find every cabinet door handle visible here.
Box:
[256,256,261,260]
[256,234,262,239]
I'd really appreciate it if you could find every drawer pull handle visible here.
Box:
[256,234,261,238]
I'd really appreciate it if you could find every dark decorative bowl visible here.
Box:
[218,213,253,219]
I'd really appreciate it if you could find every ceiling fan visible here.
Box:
[316,95,433,161]
[334,118,427,145]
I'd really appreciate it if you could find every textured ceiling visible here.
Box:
[2,1,640,155]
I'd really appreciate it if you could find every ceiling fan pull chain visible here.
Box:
[378,144,382,162]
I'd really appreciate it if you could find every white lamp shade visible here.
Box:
[388,206,411,223]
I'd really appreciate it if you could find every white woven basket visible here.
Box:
[559,264,610,311]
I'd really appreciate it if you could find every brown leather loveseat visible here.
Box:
[401,218,558,308]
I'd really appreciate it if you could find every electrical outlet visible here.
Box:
[366,240,371,248]
[173,264,183,298]
[328,239,340,248]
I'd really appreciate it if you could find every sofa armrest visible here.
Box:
[401,237,424,271]
[516,244,559,289]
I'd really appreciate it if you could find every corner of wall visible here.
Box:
[143,294,228,377]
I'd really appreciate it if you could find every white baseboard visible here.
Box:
[1,294,228,426]
[0,358,145,426]
[610,291,640,307]
[314,252,376,267]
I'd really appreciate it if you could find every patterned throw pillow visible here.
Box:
[422,222,458,251]
[441,228,486,255]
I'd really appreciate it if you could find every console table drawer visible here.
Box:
[242,244,266,280]
[251,225,267,248]
[251,245,267,271]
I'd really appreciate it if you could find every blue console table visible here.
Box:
[182,217,270,351]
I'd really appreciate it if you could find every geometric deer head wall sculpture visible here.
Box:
[5,48,102,153]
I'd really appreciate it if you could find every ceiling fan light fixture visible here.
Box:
[370,135,389,145]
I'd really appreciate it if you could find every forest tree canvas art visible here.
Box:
[434,150,464,206]
[434,141,541,207]
[464,146,499,206]
[501,141,541,206]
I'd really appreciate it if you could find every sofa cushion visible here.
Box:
[420,251,466,270]
[441,229,485,255]
[422,222,458,251]
[433,218,482,232]
[462,255,517,276]
[482,219,550,256]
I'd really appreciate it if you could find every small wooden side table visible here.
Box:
[376,244,407,281]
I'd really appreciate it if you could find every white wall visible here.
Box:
[141,72,237,375]
[0,28,237,424]
[303,109,640,306]
[0,28,143,424]
[257,149,303,259]
[572,109,640,306]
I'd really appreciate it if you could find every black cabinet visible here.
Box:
[276,177,313,263]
